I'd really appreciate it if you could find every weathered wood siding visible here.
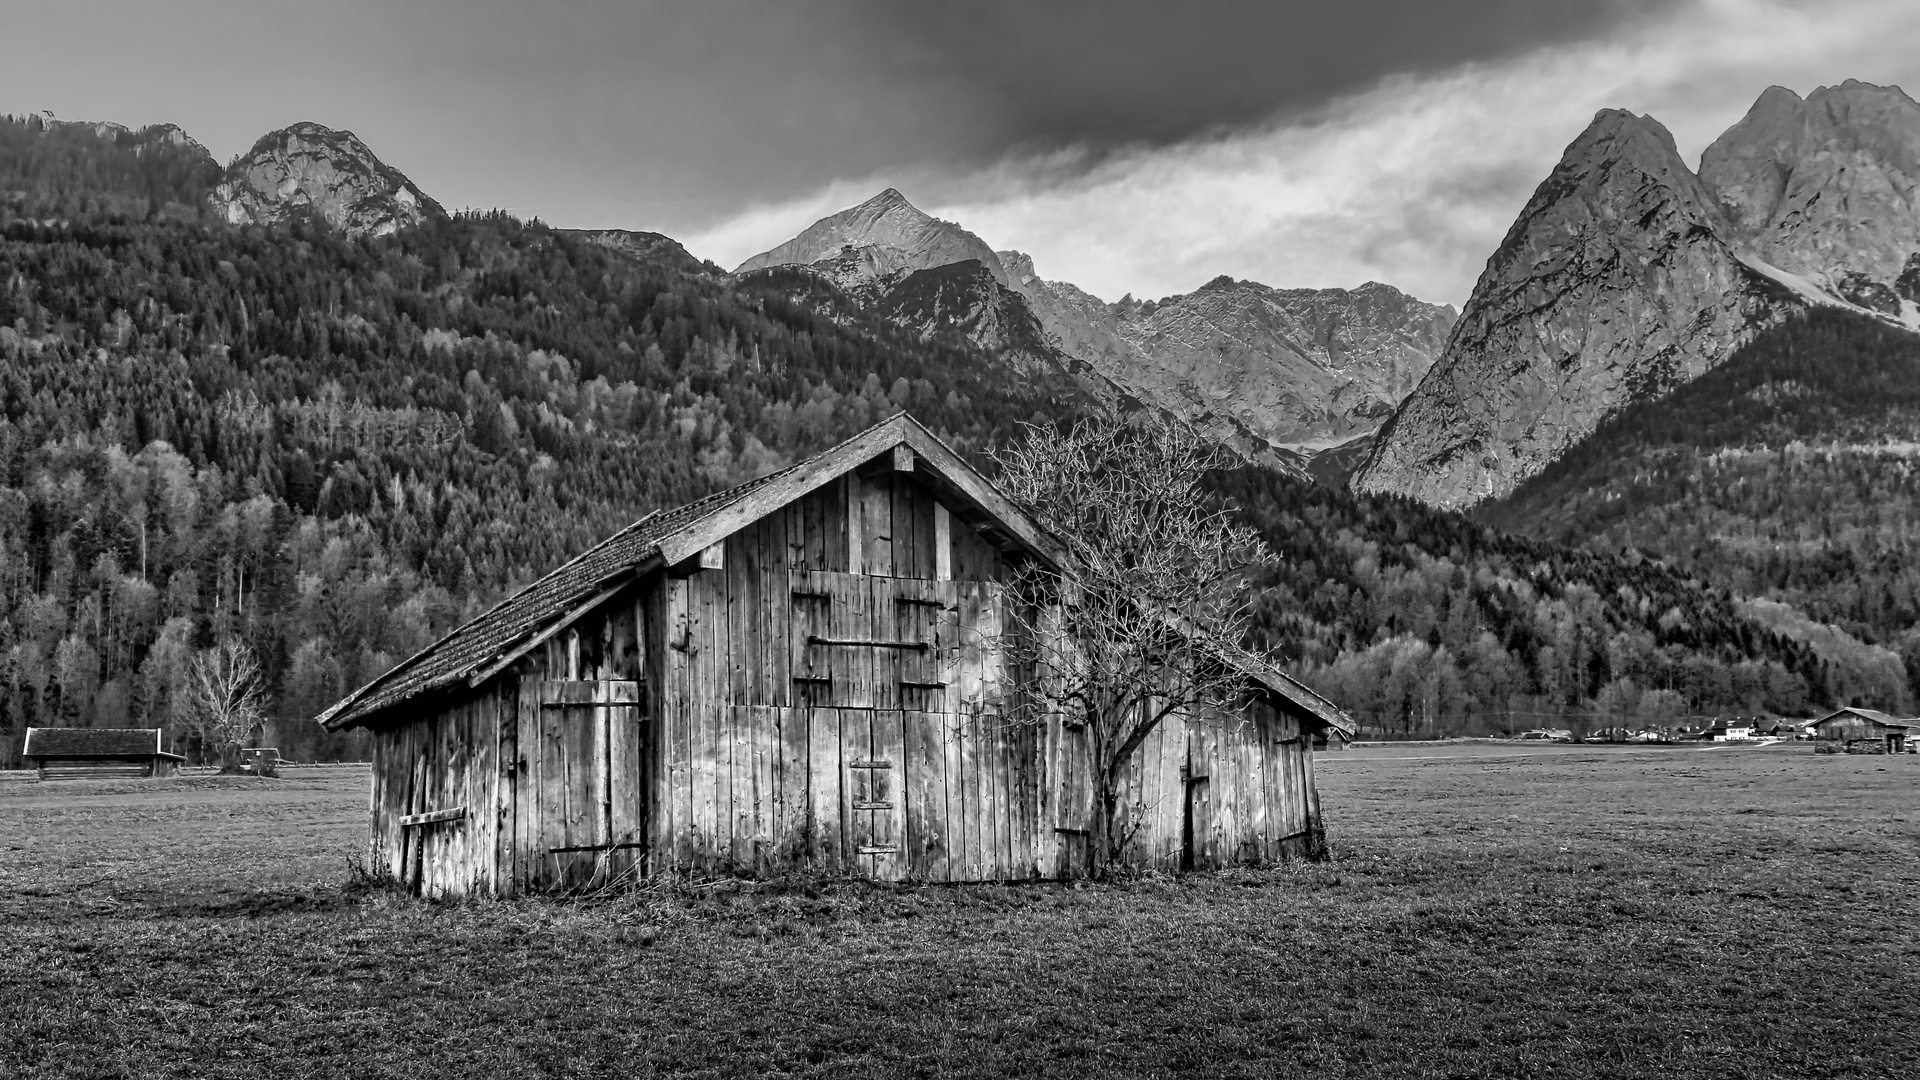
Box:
[648,469,1321,880]
[371,465,1324,894]
[367,680,508,898]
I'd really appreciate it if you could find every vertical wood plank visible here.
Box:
[640,582,666,878]
[729,529,757,707]
[933,502,952,581]
[861,470,893,578]
[902,709,934,881]
[704,572,730,874]
[802,481,825,572]
[515,677,540,890]
[845,474,864,575]
[666,577,694,875]
[871,709,907,882]
[872,577,898,712]
[890,472,914,579]
[845,708,874,877]
[808,706,843,871]
[776,705,810,866]
[607,679,644,880]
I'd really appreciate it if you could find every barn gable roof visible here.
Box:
[23,727,178,759]
[1813,707,1913,729]
[316,411,1354,738]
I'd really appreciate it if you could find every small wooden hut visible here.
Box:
[318,414,1353,896]
[22,728,184,780]
[1810,708,1912,754]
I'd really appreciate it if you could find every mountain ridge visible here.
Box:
[737,189,1456,463]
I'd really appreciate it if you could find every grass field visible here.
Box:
[1,744,1914,1078]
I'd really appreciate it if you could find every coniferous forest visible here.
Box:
[0,116,1888,759]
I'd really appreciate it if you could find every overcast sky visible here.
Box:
[5,0,1919,305]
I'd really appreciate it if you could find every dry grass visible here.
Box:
[0,747,1914,1078]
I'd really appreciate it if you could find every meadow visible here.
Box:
[0,743,1914,1078]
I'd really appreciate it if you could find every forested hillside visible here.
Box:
[1479,309,1920,708]
[1219,471,1840,737]
[0,116,1101,762]
[0,116,1880,759]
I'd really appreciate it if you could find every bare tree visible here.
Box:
[991,416,1276,874]
[182,640,267,771]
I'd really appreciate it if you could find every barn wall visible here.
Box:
[648,466,1323,881]
[367,679,507,898]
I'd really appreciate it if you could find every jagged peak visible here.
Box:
[1574,108,1681,157]
[860,187,914,209]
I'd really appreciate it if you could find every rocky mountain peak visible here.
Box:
[734,188,1009,289]
[213,122,443,238]
[1352,105,1792,508]
[1701,79,1920,289]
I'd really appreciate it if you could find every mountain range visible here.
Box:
[1354,80,1920,508]
[732,188,1458,467]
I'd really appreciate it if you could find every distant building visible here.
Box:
[1808,708,1912,754]
[21,728,184,780]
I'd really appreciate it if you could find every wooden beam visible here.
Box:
[400,805,467,828]
[892,445,915,472]
[808,635,927,651]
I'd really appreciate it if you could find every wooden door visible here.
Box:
[842,708,907,880]
[535,679,645,889]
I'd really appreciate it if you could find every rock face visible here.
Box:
[1115,277,1455,454]
[737,190,1455,461]
[1353,86,1920,509]
[214,123,442,237]
[871,260,1055,362]
[1700,80,1920,312]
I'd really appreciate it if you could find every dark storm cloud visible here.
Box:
[1,0,1676,234]
[851,0,1680,150]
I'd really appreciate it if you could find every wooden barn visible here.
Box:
[1810,708,1913,754]
[22,728,184,780]
[317,414,1354,897]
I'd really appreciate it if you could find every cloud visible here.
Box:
[685,0,1920,307]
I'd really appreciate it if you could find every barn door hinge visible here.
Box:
[857,846,898,856]
[848,759,892,769]
[852,800,893,811]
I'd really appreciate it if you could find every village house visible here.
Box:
[317,414,1355,897]
[21,728,184,780]
[1809,707,1913,754]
